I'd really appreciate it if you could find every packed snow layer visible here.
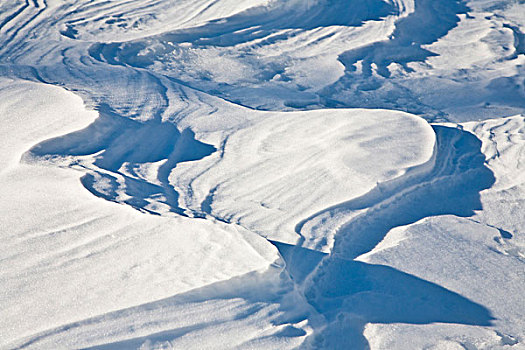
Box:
[0,0,524,349]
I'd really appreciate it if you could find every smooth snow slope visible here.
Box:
[0,0,524,349]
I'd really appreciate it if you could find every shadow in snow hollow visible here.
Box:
[277,125,496,349]
[26,105,216,216]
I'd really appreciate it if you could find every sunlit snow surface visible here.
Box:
[0,0,524,349]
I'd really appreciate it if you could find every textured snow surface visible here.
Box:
[0,0,524,349]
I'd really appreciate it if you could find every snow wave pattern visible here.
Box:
[1,0,523,348]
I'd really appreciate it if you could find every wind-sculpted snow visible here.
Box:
[170,108,436,248]
[463,115,525,257]
[298,126,496,347]
[0,0,524,348]
[27,113,217,216]
[74,0,523,119]
[0,80,287,349]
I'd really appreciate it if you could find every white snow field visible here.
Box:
[0,0,524,349]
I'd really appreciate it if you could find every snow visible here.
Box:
[0,79,283,348]
[0,0,524,349]
[361,215,524,349]
[172,108,435,250]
